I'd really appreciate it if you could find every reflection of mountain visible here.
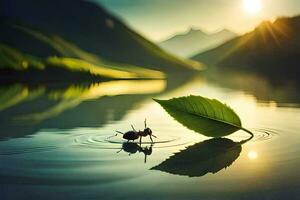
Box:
[193,16,300,82]
[0,0,197,82]
[0,72,195,140]
[207,70,300,107]
[0,80,166,139]
[151,138,242,177]
[159,28,236,58]
[18,80,166,122]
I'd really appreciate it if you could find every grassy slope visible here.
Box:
[0,44,166,83]
[0,0,200,74]
[192,16,300,79]
[0,21,166,81]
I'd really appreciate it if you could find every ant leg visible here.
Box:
[116,148,123,153]
[144,154,147,163]
[144,118,147,128]
[140,137,142,144]
[149,135,153,143]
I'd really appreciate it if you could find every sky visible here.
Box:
[94,0,300,42]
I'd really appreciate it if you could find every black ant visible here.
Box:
[117,142,153,163]
[116,119,157,143]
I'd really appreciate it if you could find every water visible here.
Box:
[0,73,300,200]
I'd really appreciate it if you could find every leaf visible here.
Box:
[151,138,242,177]
[154,95,251,137]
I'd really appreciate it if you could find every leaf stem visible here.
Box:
[239,127,254,144]
[241,127,254,137]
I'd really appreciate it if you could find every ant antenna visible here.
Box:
[115,131,124,135]
[131,125,136,131]
[144,118,147,128]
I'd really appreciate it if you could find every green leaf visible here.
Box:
[154,95,252,137]
[151,138,242,177]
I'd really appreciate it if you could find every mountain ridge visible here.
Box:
[159,27,237,58]
[192,15,300,81]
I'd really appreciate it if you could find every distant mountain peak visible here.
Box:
[159,27,237,58]
[186,27,207,35]
[187,27,204,33]
[161,27,206,43]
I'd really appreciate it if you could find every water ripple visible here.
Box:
[251,128,279,142]
[73,132,192,149]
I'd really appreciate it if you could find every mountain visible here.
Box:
[0,0,198,83]
[192,16,300,81]
[159,27,237,58]
[0,72,195,139]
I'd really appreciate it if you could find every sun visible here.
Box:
[243,0,262,15]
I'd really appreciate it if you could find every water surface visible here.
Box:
[0,73,300,200]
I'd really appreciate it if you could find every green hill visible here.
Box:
[192,16,300,81]
[0,21,166,81]
[0,0,199,83]
[0,42,166,83]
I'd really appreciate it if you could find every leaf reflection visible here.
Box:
[151,136,252,177]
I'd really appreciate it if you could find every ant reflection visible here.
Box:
[117,142,153,163]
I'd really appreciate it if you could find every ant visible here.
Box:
[117,142,153,163]
[116,119,157,143]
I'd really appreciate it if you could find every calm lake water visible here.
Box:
[0,73,300,200]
